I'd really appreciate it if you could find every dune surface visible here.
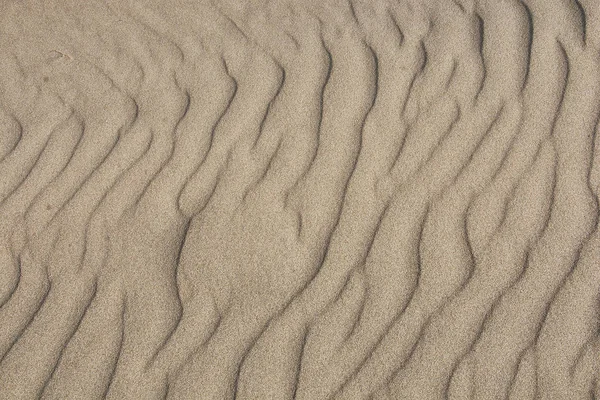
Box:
[0,0,599,398]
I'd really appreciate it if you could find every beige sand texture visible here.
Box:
[0,0,599,398]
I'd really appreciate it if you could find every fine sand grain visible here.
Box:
[0,0,599,399]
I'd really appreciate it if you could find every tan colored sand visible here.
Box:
[0,0,598,398]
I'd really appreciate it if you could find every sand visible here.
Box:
[0,0,598,398]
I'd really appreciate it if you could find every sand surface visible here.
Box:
[0,0,599,398]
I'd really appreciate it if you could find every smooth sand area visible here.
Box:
[0,0,599,398]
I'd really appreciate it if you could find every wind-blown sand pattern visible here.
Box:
[0,0,599,398]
